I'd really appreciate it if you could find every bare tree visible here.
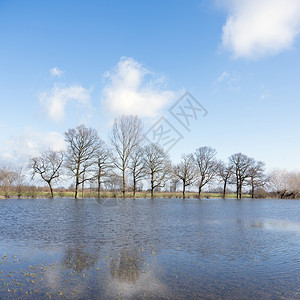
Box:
[0,165,17,198]
[94,140,113,199]
[14,166,26,198]
[65,124,101,199]
[28,149,64,198]
[269,169,300,198]
[247,160,266,198]
[169,176,180,193]
[110,115,144,199]
[269,169,290,194]
[217,161,233,198]
[143,143,171,199]
[173,154,197,199]
[287,171,300,197]
[229,153,254,199]
[105,173,122,192]
[128,147,145,199]
[194,146,218,199]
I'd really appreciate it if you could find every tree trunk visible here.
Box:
[238,181,242,199]
[222,180,227,199]
[251,177,254,198]
[151,172,154,199]
[198,176,205,199]
[75,163,80,200]
[48,181,54,199]
[133,178,136,199]
[75,176,79,200]
[151,187,154,199]
[183,180,186,199]
[81,171,85,199]
[97,169,101,199]
[122,167,126,199]
[82,181,84,199]
[97,184,101,199]
[236,177,239,199]
[198,185,202,199]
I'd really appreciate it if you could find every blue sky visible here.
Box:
[1,0,300,171]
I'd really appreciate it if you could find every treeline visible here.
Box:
[268,169,300,199]
[0,115,298,199]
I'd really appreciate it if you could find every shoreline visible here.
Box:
[0,194,299,200]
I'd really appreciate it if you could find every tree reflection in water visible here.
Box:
[62,246,99,273]
[110,249,142,283]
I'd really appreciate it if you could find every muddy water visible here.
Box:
[0,198,299,299]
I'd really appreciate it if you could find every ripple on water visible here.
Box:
[0,198,299,299]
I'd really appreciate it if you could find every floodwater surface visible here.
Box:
[0,198,299,299]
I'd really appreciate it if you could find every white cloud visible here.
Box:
[220,0,300,59]
[104,264,168,298]
[0,128,66,166]
[39,84,91,122]
[101,57,175,117]
[217,71,230,82]
[50,67,64,77]
[214,70,241,92]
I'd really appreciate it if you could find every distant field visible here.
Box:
[0,190,249,199]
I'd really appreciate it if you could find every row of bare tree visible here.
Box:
[23,115,269,199]
[172,148,267,199]
[2,115,294,200]
[0,165,36,198]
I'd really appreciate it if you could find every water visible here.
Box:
[0,198,299,299]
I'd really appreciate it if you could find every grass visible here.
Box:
[0,190,250,199]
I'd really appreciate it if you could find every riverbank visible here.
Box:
[0,191,248,199]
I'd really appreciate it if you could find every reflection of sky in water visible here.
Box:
[253,219,300,232]
[0,198,299,299]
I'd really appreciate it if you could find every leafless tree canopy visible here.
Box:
[194,146,218,198]
[0,165,17,198]
[110,115,144,199]
[143,143,171,198]
[65,124,101,199]
[129,147,145,199]
[173,154,197,198]
[0,164,25,198]
[28,149,64,198]
[217,161,233,198]
[247,160,266,198]
[229,153,255,199]
[269,169,300,198]
[0,114,275,200]
[93,140,113,199]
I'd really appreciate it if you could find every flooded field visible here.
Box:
[0,198,299,299]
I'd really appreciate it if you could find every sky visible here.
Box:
[1,0,300,171]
